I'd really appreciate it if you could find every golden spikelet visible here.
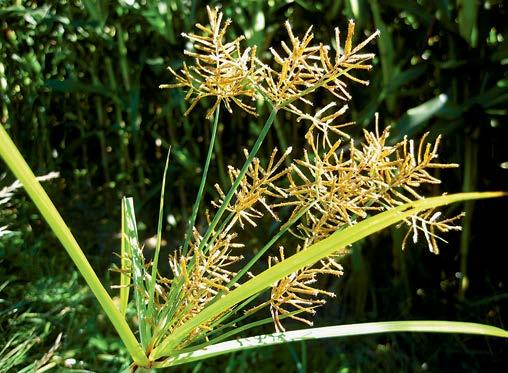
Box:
[159,6,258,119]
[213,147,292,232]
[269,247,344,332]
[258,20,379,110]
[161,10,380,120]
[161,229,243,347]
[402,209,465,254]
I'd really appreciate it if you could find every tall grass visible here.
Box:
[1,2,507,371]
[1,7,507,370]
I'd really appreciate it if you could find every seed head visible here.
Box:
[160,6,258,119]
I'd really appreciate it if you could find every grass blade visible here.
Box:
[172,309,306,362]
[0,125,149,367]
[119,199,130,317]
[150,191,505,359]
[147,148,171,335]
[122,197,150,351]
[390,93,449,142]
[155,321,508,367]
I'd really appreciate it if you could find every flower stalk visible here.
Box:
[182,109,220,256]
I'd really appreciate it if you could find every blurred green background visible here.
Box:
[1,0,507,371]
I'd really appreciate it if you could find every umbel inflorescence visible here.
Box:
[155,6,462,345]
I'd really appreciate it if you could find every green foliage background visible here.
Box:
[1,0,507,371]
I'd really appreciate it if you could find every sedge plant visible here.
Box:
[0,6,506,370]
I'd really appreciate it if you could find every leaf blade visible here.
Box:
[155,321,508,367]
[122,197,150,350]
[150,191,505,360]
[0,125,149,367]
[119,199,130,317]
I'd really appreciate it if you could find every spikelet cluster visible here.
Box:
[268,247,344,332]
[264,119,462,329]
[212,147,292,231]
[153,229,243,347]
[160,7,462,334]
[159,6,258,119]
[255,19,377,108]
[161,6,379,119]
[284,122,459,245]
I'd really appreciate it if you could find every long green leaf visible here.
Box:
[154,321,508,367]
[457,0,478,47]
[147,148,171,335]
[390,93,449,142]
[0,125,149,367]
[119,200,130,317]
[150,191,504,359]
[122,197,150,350]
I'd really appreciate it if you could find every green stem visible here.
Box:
[182,108,220,256]
[155,111,221,336]
[157,107,277,340]
[197,107,278,253]
[146,149,171,345]
[122,197,150,350]
[459,127,478,299]
[119,199,130,317]
[0,125,149,367]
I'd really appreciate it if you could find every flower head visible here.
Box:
[157,11,462,336]
[160,6,258,119]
